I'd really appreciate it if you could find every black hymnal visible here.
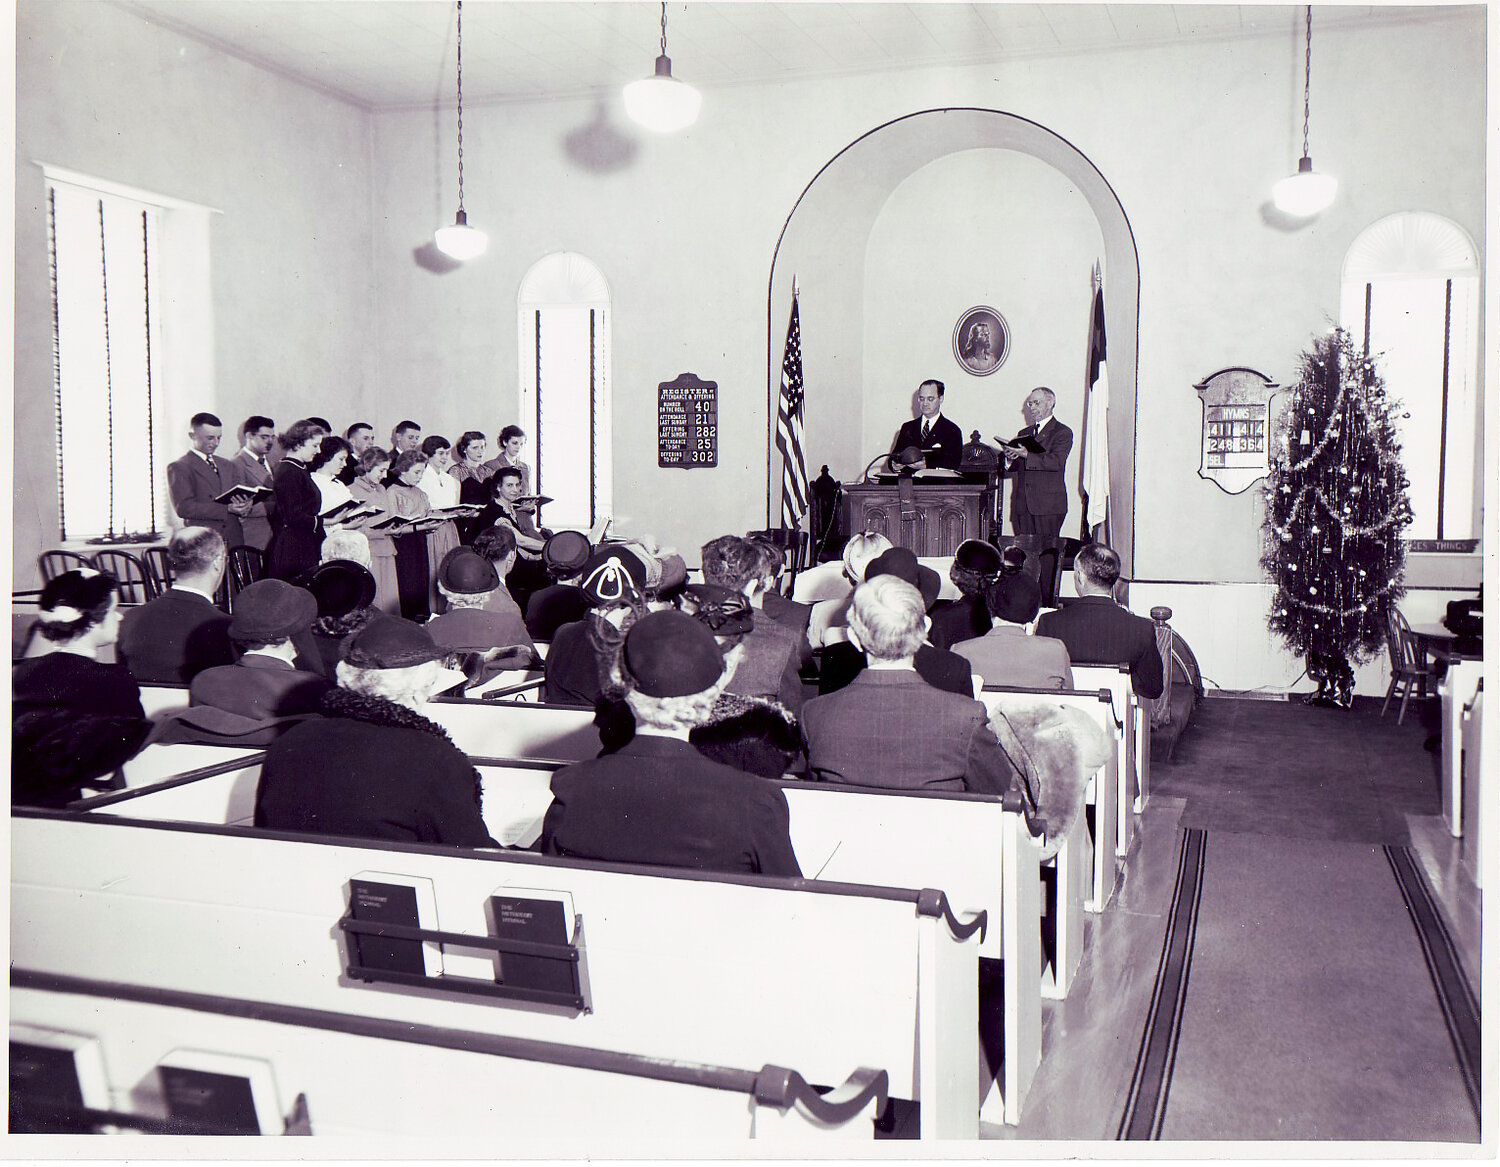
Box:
[157,1051,282,1134]
[213,484,272,505]
[320,498,379,521]
[9,1028,110,1133]
[347,872,442,976]
[367,513,416,531]
[996,433,1046,454]
[488,888,576,994]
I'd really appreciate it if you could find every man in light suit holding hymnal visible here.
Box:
[997,386,1073,536]
[166,411,252,548]
[229,415,279,550]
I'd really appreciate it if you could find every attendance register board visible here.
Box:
[657,376,717,469]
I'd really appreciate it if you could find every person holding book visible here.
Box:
[385,450,448,618]
[539,609,801,877]
[266,419,328,580]
[309,435,355,514]
[480,424,531,491]
[448,430,492,542]
[13,569,153,807]
[997,386,1073,537]
[167,411,253,549]
[344,446,401,615]
[415,436,465,605]
[481,467,549,610]
[230,415,278,551]
[254,617,497,848]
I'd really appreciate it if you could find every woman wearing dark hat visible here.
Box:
[426,547,537,673]
[266,419,328,580]
[928,538,1004,651]
[542,544,651,707]
[254,618,497,847]
[540,610,801,876]
[301,558,382,676]
[525,531,593,640]
[190,579,332,719]
[12,570,153,807]
[952,569,1074,691]
[684,577,803,713]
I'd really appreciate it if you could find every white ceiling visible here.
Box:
[111,1,1433,110]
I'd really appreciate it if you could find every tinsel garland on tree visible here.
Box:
[1261,327,1413,707]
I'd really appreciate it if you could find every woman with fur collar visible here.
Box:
[253,617,496,847]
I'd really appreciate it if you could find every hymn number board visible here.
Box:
[1194,366,1278,495]
[657,374,718,469]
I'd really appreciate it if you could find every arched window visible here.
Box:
[1340,213,1479,543]
[518,253,612,532]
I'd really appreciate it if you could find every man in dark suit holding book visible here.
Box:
[891,379,964,471]
[229,415,278,550]
[999,386,1073,536]
[167,412,251,548]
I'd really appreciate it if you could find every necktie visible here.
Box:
[259,456,270,476]
[921,420,931,443]
[206,455,220,482]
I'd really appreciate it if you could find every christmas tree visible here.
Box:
[1261,327,1413,707]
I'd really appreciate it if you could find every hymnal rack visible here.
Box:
[337,913,589,1013]
[8,1093,312,1136]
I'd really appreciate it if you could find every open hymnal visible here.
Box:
[213,484,272,505]
[320,498,382,521]
[995,432,1046,455]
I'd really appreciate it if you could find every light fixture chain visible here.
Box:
[660,1,668,58]
[456,0,466,213]
[1301,4,1312,158]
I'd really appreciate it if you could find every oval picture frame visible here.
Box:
[953,306,1010,377]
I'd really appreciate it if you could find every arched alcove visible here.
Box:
[767,108,1140,573]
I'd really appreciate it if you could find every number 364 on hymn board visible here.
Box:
[657,373,718,469]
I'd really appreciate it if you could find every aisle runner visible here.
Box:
[1118,830,1479,1141]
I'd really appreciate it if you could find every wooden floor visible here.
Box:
[983,692,1482,1145]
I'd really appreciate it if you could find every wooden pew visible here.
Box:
[427,697,602,761]
[1067,665,1143,855]
[12,977,886,1139]
[13,812,985,1138]
[66,755,1044,1124]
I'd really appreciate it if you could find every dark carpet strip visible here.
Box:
[1116,827,1207,1140]
[1384,844,1482,1121]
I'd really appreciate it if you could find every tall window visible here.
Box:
[518,253,612,531]
[1340,213,1480,543]
[45,169,166,540]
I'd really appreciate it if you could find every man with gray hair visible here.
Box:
[116,526,233,683]
[1000,386,1073,536]
[800,574,1018,794]
[1037,543,1164,699]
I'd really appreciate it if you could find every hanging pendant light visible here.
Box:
[624,2,701,133]
[435,0,487,260]
[1273,5,1338,217]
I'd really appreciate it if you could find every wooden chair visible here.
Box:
[1382,607,1440,724]
[225,545,265,611]
[36,550,95,582]
[142,545,174,594]
[747,527,811,591]
[90,549,159,604]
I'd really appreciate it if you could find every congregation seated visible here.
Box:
[539,610,802,877]
[524,530,593,640]
[543,543,652,708]
[116,526,234,683]
[801,574,1019,795]
[927,538,1003,650]
[953,559,1074,690]
[744,533,814,645]
[253,618,498,847]
[807,530,891,648]
[426,547,538,674]
[468,525,534,627]
[1036,543,1164,699]
[817,547,975,697]
[696,535,804,711]
[12,569,154,807]
[303,559,383,677]
[190,579,333,720]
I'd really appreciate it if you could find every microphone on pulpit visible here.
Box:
[860,446,922,481]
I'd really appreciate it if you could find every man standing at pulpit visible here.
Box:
[1000,386,1073,536]
[892,379,963,471]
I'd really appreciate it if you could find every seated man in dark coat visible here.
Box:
[801,574,1018,795]
[817,547,974,697]
[254,618,497,847]
[1036,543,1164,699]
[540,609,802,877]
[190,578,332,719]
[116,526,233,683]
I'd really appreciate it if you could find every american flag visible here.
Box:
[775,288,808,528]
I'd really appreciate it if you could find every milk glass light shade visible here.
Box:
[624,55,701,133]
[435,209,489,260]
[1273,156,1339,217]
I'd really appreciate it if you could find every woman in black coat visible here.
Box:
[266,419,327,580]
[13,570,153,807]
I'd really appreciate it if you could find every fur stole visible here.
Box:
[320,687,484,811]
[986,694,1111,861]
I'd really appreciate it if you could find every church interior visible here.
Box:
[9,0,1494,1150]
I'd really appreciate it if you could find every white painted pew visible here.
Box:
[12,979,885,1139]
[137,682,191,720]
[1068,665,1144,854]
[116,742,263,789]
[428,698,602,761]
[13,813,984,1138]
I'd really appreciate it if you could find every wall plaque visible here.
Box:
[657,373,718,469]
[952,306,1009,377]
[1194,367,1278,495]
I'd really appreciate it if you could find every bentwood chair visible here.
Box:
[1382,607,1442,724]
[142,546,174,595]
[91,549,159,604]
[37,550,96,583]
[225,545,266,612]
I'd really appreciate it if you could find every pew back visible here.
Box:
[428,698,602,761]
[13,813,981,1137]
[1069,665,1144,851]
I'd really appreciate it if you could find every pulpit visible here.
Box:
[843,480,991,556]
